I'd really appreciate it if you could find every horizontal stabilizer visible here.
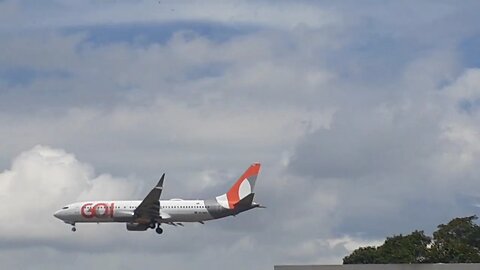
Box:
[164,222,183,227]
[252,202,266,208]
[234,193,255,209]
[159,212,171,220]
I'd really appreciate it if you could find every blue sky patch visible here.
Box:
[459,98,480,114]
[460,34,480,68]
[0,67,71,87]
[64,21,258,47]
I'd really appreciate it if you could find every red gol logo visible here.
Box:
[81,203,114,218]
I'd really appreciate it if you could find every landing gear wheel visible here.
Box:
[155,226,163,234]
[71,227,76,232]
[149,223,156,229]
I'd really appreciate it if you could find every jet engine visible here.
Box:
[126,222,149,231]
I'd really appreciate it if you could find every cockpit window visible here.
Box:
[62,206,69,209]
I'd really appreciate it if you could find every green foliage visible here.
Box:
[343,216,480,264]
[427,216,480,263]
[343,231,430,264]
[343,247,378,264]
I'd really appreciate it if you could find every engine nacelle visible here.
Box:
[126,222,149,231]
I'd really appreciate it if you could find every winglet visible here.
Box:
[156,173,165,189]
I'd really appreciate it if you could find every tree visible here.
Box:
[343,216,480,264]
[379,230,431,263]
[343,231,430,264]
[427,216,480,263]
[343,247,378,264]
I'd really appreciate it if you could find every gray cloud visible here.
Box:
[288,62,480,237]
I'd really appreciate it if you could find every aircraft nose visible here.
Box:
[53,210,62,219]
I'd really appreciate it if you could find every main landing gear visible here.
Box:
[71,224,76,232]
[155,225,163,234]
[149,219,163,234]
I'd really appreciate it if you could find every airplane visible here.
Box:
[53,163,263,234]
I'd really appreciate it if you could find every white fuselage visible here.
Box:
[55,199,220,224]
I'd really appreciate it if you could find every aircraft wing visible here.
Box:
[134,174,165,224]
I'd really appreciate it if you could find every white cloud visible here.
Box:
[327,236,383,253]
[282,235,384,265]
[443,68,480,102]
[0,145,135,238]
[0,28,335,184]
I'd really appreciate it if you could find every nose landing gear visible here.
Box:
[71,224,76,232]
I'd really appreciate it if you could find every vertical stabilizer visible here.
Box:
[215,163,261,209]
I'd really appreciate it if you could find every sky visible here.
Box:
[1,0,480,269]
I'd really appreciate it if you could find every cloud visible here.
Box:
[0,28,334,187]
[444,69,480,107]
[288,63,480,237]
[0,145,135,239]
[280,236,384,264]
[1,0,339,30]
[327,236,383,253]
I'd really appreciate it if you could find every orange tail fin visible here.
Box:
[215,163,260,209]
